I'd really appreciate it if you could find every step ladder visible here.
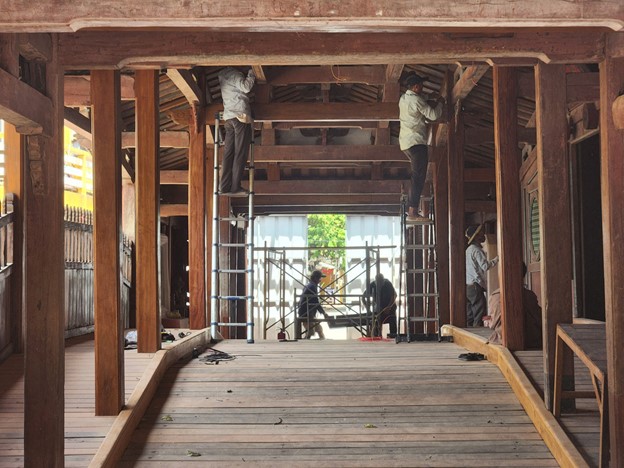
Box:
[210,113,255,343]
[398,194,441,342]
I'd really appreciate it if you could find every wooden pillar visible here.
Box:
[433,143,450,325]
[448,94,466,327]
[3,124,24,353]
[206,141,215,330]
[135,70,161,352]
[492,66,524,351]
[91,70,124,415]
[23,34,65,467]
[535,63,574,410]
[599,39,624,467]
[189,106,207,329]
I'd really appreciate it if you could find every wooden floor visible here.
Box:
[515,350,601,467]
[0,335,154,468]
[120,339,558,467]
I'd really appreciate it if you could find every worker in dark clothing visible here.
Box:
[364,273,398,338]
[298,270,329,339]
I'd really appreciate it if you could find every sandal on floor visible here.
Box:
[458,352,485,361]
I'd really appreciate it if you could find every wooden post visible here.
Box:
[91,69,124,415]
[492,66,524,351]
[22,34,65,467]
[599,38,624,467]
[535,63,574,410]
[189,105,207,329]
[135,70,161,352]
[3,124,24,353]
[432,143,450,325]
[448,93,466,327]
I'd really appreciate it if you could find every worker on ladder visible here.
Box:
[217,66,256,197]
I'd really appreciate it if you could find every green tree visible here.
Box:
[307,214,346,269]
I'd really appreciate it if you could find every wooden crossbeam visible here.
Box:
[165,69,201,105]
[465,125,536,145]
[59,31,605,69]
[452,64,490,104]
[518,72,599,103]
[0,67,52,135]
[16,33,51,62]
[64,75,135,106]
[268,65,386,85]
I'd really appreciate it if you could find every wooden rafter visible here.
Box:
[165,69,201,105]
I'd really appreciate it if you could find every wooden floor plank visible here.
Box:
[121,340,556,466]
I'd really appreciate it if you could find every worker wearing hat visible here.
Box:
[465,225,499,327]
[399,72,444,222]
[297,270,329,339]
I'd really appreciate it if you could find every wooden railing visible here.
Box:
[64,206,134,337]
[0,194,14,361]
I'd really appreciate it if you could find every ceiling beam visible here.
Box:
[251,65,267,84]
[165,69,201,105]
[4,2,622,32]
[64,75,135,106]
[452,64,490,105]
[385,64,404,82]
[464,126,536,145]
[59,31,605,69]
[0,67,52,135]
[205,102,399,122]
[272,121,379,129]
[267,65,386,85]
[517,71,600,102]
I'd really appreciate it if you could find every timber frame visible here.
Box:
[0,1,624,466]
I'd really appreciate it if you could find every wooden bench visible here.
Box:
[554,323,608,467]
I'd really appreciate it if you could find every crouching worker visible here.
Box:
[364,273,398,338]
[298,270,329,339]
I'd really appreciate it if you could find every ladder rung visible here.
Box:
[406,244,436,249]
[409,317,439,322]
[217,243,250,248]
[407,293,439,298]
[405,219,433,225]
[215,268,252,274]
[217,217,249,222]
[215,322,249,327]
[214,295,253,300]
[406,268,437,273]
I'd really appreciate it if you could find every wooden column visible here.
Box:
[206,140,215,330]
[599,40,624,467]
[135,70,161,352]
[91,70,124,415]
[448,95,466,327]
[189,105,207,329]
[3,124,24,353]
[492,66,524,351]
[433,143,450,325]
[535,63,574,410]
[23,34,65,467]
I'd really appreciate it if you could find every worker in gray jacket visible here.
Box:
[218,66,256,197]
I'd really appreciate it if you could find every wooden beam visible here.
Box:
[160,204,188,217]
[273,121,379,129]
[448,85,466,326]
[64,75,135,106]
[0,67,53,135]
[535,63,574,411]
[268,65,386,85]
[121,131,189,149]
[63,106,91,138]
[0,34,20,76]
[188,103,207,329]
[59,31,605,69]
[433,146,450,326]
[91,69,124,416]
[16,33,52,62]
[251,65,267,84]
[493,66,524,351]
[23,34,64,467]
[165,69,201,105]
[465,126,536,145]
[518,72,600,103]
[206,102,398,122]
[135,70,161,353]
[599,46,624,468]
[385,64,404,82]
[452,64,490,105]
